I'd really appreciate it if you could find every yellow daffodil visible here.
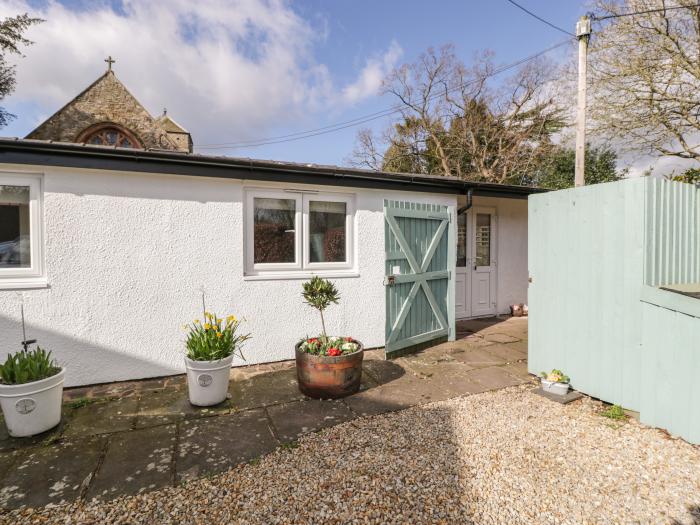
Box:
[204,311,211,317]
[226,315,236,323]
[194,319,200,324]
[217,332,223,338]
[204,323,211,330]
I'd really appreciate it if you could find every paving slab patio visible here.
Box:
[87,424,176,500]
[177,408,277,482]
[0,437,105,509]
[0,316,532,510]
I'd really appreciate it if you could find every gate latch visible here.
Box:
[384,275,396,286]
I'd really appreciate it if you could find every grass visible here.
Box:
[66,397,97,410]
[600,404,627,421]
[66,396,119,410]
[280,440,300,451]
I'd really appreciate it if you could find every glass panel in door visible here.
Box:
[456,212,467,267]
[474,213,491,267]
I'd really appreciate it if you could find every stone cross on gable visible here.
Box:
[104,55,115,71]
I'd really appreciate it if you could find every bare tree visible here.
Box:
[589,0,700,161]
[350,45,566,184]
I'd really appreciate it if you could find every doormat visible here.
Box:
[533,387,583,404]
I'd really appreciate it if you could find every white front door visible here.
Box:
[470,208,497,317]
[455,207,498,319]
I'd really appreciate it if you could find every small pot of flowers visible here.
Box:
[184,312,250,407]
[296,277,364,399]
[0,343,65,438]
[540,369,570,396]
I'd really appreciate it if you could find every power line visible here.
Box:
[503,0,574,36]
[594,3,700,21]
[195,39,572,150]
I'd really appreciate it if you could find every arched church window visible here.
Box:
[77,123,142,149]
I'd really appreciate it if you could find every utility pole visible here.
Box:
[575,15,591,187]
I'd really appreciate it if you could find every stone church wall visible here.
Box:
[27,72,188,152]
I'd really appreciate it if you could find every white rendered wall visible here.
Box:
[0,165,457,386]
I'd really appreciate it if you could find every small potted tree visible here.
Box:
[295,277,364,399]
[184,311,250,406]
[540,369,570,396]
[0,343,65,438]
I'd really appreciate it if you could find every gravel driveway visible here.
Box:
[4,384,700,524]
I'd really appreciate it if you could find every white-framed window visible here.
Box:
[244,188,355,276]
[0,173,45,288]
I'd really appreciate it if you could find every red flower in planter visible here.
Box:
[344,337,353,342]
[327,347,341,357]
[308,338,319,344]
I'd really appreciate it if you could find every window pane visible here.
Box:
[0,185,31,269]
[475,213,491,266]
[253,197,296,264]
[309,200,346,263]
[457,212,467,267]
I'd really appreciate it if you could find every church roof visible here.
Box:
[25,68,190,152]
[157,113,189,134]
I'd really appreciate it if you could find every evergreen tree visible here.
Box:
[0,13,42,128]
[527,144,627,190]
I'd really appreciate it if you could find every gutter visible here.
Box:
[0,139,546,198]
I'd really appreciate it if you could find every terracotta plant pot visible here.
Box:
[295,341,364,399]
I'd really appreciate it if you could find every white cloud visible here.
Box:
[622,152,696,178]
[339,40,402,105]
[0,0,398,148]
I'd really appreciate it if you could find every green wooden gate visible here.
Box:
[384,199,456,356]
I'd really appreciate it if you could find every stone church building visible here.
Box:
[26,58,192,152]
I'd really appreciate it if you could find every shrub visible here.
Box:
[301,276,340,342]
[299,277,360,356]
[185,312,251,361]
[0,347,60,385]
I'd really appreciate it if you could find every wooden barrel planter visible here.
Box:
[295,342,364,399]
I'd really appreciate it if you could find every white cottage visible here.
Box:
[0,139,540,386]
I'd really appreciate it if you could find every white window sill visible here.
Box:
[243,271,360,281]
[0,277,48,290]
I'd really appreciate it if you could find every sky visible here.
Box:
[0,0,617,170]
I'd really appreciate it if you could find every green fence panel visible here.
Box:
[640,287,700,444]
[645,178,700,286]
[529,177,700,444]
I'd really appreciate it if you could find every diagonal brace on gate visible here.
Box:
[385,213,449,345]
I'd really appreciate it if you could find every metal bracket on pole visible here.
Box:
[576,16,591,39]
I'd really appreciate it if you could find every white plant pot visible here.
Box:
[185,355,233,407]
[541,378,570,396]
[0,368,65,438]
